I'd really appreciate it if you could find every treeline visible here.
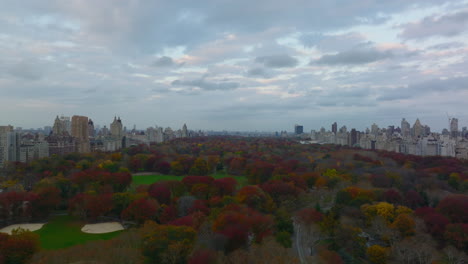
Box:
[0,136,466,264]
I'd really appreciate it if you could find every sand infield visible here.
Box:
[0,223,45,235]
[80,222,124,234]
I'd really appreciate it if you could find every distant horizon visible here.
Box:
[4,113,467,134]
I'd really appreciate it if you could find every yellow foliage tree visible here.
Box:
[366,245,389,264]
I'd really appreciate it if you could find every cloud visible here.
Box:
[246,67,270,78]
[377,76,468,101]
[301,32,367,52]
[313,48,393,65]
[399,10,468,39]
[427,41,464,50]
[255,54,298,68]
[151,56,175,67]
[171,78,240,91]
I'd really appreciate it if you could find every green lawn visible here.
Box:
[132,174,184,186]
[131,171,248,187]
[35,215,122,249]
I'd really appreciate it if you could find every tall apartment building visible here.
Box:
[71,115,90,153]
[88,119,95,138]
[0,125,13,167]
[294,124,304,134]
[401,118,410,138]
[450,118,459,138]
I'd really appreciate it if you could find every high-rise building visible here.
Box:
[71,115,90,153]
[53,116,67,135]
[401,118,410,138]
[294,124,304,134]
[60,116,71,134]
[182,124,188,138]
[110,116,124,149]
[0,125,13,167]
[110,117,123,139]
[413,118,424,138]
[88,119,95,138]
[332,122,337,134]
[371,123,379,135]
[350,129,358,146]
[450,118,459,138]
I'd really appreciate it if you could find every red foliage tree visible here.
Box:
[227,157,246,175]
[444,223,468,250]
[383,189,402,204]
[188,248,218,264]
[247,160,275,184]
[148,182,172,205]
[296,208,323,225]
[213,204,274,252]
[213,177,237,196]
[182,176,214,190]
[236,185,273,211]
[159,205,178,224]
[112,172,132,192]
[260,180,298,204]
[154,161,171,175]
[121,197,159,224]
[188,199,210,215]
[404,190,424,209]
[69,193,113,220]
[0,230,40,264]
[31,186,61,217]
[423,212,450,239]
[437,194,468,223]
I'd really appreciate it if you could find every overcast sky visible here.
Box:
[1,0,468,132]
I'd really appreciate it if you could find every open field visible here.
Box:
[35,215,122,249]
[131,171,248,187]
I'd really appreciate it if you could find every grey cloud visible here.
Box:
[171,78,240,91]
[152,56,175,67]
[0,0,454,54]
[246,67,271,78]
[377,76,468,101]
[400,10,468,39]
[314,48,393,65]
[255,54,298,68]
[301,32,367,52]
[428,41,464,50]
[2,60,44,80]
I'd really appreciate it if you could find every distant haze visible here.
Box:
[1,0,468,132]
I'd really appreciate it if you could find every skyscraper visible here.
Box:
[0,125,13,167]
[182,124,188,138]
[88,119,95,138]
[413,118,424,138]
[350,128,358,146]
[72,115,90,153]
[332,122,337,134]
[110,116,124,149]
[294,124,303,134]
[401,118,410,138]
[52,116,67,135]
[110,116,123,138]
[450,118,459,138]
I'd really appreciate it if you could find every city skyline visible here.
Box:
[2,114,468,134]
[1,1,468,130]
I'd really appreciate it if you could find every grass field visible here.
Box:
[35,215,122,249]
[131,171,248,187]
